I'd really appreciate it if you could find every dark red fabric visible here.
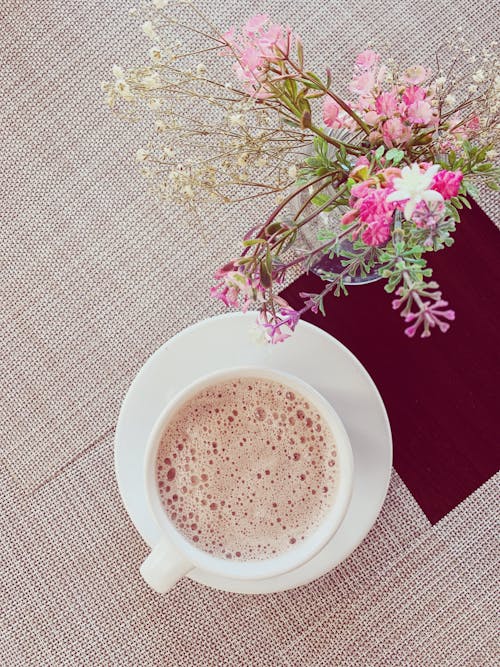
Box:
[280,201,500,523]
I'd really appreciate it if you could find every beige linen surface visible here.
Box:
[1,1,498,665]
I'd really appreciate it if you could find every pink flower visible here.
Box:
[222,17,293,97]
[407,100,435,125]
[350,71,375,95]
[244,14,269,35]
[341,209,359,226]
[403,300,455,338]
[322,96,341,128]
[465,115,480,134]
[236,47,262,77]
[368,130,383,144]
[364,109,380,125]
[210,282,240,309]
[257,305,300,344]
[375,91,398,116]
[358,188,394,224]
[431,170,463,200]
[355,49,380,70]
[354,156,371,168]
[402,85,426,106]
[382,117,411,147]
[412,200,446,228]
[361,220,391,246]
[402,65,429,85]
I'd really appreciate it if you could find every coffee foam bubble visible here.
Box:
[155,378,338,560]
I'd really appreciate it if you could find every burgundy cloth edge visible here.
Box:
[280,200,500,523]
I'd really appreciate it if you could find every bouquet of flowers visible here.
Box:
[104,1,499,341]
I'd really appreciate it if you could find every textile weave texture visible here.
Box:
[1,0,498,665]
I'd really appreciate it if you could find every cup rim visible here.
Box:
[144,366,354,581]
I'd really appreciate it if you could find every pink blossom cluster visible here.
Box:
[210,261,264,311]
[221,15,291,98]
[392,292,456,338]
[341,159,463,245]
[323,50,440,147]
[257,301,300,343]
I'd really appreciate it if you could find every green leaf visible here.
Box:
[375,145,385,161]
[305,71,323,86]
[242,238,267,247]
[464,180,479,198]
[265,246,272,273]
[474,163,493,172]
[385,148,404,165]
[297,40,304,69]
[486,181,500,191]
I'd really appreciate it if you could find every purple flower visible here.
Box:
[404,299,455,338]
[257,304,300,343]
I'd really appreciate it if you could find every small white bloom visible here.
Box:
[386,163,443,221]
[248,322,269,346]
[155,119,166,132]
[228,113,244,127]
[472,69,485,83]
[494,75,500,92]
[288,165,298,180]
[486,149,498,159]
[163,146,175,157]
[435,76,447,87]
[152,0,167,7]
[149,46,163,62]
[142,72,160,89]
[128,7,138,16]
[468,84,478,94]
[444,94,456,107]
[148,98,161,110]
[114,80,135,101]
[196,63,207,76]
[255,156,267,167]
[142,21,157,39]
[136,148,149,162]
[112,65,125,80]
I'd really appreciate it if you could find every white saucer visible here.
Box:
[114,312,392,593]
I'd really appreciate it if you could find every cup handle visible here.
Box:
[140,538,193,593]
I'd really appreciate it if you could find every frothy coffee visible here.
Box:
[155,377,338,560]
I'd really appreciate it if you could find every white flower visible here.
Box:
[114,80,135,101]
[141,72,160,89]
[112,65,125,80]
[435,76,447,87]
[142,21,157,39]
[152,0,167,7]
[148,98,161,110]
[288,165,297,180]
[472,69,485,83]
[444,94,456,107]
[136,148,149,162]
[196,63,207,76]
[228,113,244,127]
[149,46,163,62]
[386,164,443,220]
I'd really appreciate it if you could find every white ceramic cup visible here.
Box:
[140,367,354,593]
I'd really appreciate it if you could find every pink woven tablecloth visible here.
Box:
[1,1,498,665]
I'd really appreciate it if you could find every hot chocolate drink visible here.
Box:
[155,376,338,560]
